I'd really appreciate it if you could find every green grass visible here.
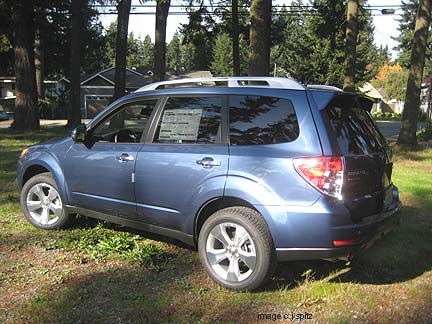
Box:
[0,126,431,323]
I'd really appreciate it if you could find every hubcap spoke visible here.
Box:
[207,248,228,265]
[211,224,233,247]
[238,250,256,270]
[39,208,50,225]
[27,200,42,212]
[49,203,63,218]
[32,184,46,200]
[234,226,249,247]
[227,258,240,281]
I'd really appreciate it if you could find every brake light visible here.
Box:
[293,156,344,199]
[333,240,355,246]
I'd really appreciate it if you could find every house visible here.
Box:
[78,67,150,118]
[0,77,16,113]
[0,76,67,116]
[78,67,212,118]
[1,68,214,118]
[359,82,403,113]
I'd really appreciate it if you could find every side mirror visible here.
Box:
[71,124,88,143]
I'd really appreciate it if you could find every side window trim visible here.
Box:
[89,96,162,145]
[146,94,227,145]
[144,96,168,144]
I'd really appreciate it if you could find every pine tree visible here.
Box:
[394,0,432,74]
[398,0,432,146]
[113,0,131,101]
[249,0,271,75]
[154,0,170,81]
[344,0,359,91]
[211,33,233,76]
[270,2,317,83]
[67,0,84,128]
[394,0,420,68]
[180,3,215,71]
[270,0,379,87]
[11,0,39,130]
[167,32,181,74]
[141,35,154,69]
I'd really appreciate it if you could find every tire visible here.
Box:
[198,207,276,291]
[20,172,70,230]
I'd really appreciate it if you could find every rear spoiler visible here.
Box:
[307,90,374,112]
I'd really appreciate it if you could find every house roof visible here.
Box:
[80,67,150,89]
[167,70,213,80]
[359,82,385,100]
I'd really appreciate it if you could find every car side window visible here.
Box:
[92,99,158,143]
[229,95,299,145]
[152,97,222,144]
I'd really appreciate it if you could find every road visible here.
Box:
[376,120,427,141]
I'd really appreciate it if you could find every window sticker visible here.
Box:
[159,109,203,141]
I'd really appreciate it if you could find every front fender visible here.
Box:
[17,150,71,205]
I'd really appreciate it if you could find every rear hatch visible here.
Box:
[320,94,394,222]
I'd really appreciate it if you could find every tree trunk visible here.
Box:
[154,0,170,82]
[67,0,83,128]
[113,0,131,101]
[397,0,432,146]
[249,0,271,76]
[232,0,240,76]
[11,0,39,131]
[35,27,45,99]
[343,0,359,92]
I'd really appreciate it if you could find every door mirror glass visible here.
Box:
[71,124,87,142]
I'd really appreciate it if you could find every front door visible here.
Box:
[64,99,158,218]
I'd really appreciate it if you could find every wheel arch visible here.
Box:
[194,196,275,246]
[20,157,70,205]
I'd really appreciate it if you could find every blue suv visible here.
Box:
[17,77,401,290]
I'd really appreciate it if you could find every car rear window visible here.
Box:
[324,96,387,155]
[229,95,299,145]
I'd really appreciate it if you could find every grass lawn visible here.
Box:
[0,126,431,324]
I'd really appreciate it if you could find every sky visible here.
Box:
[99,0,403,59]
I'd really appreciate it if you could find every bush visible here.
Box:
[371,112,401,120]
[417,128,432,142]
[58,223,173,268]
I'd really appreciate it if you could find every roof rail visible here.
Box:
[135,76,305,92]
[306,84,343,92]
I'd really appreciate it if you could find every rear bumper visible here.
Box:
[276,200,402,261]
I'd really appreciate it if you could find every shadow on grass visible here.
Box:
[392,146,432,162]
[3,207,431,324]
[9,264,261,324]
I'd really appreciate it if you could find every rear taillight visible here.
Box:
[293,156,344,200]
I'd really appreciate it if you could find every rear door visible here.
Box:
[134,95,228,231]
[322,94,393,221]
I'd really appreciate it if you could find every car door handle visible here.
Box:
[116,153,134,162]
[196,157,221,168]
